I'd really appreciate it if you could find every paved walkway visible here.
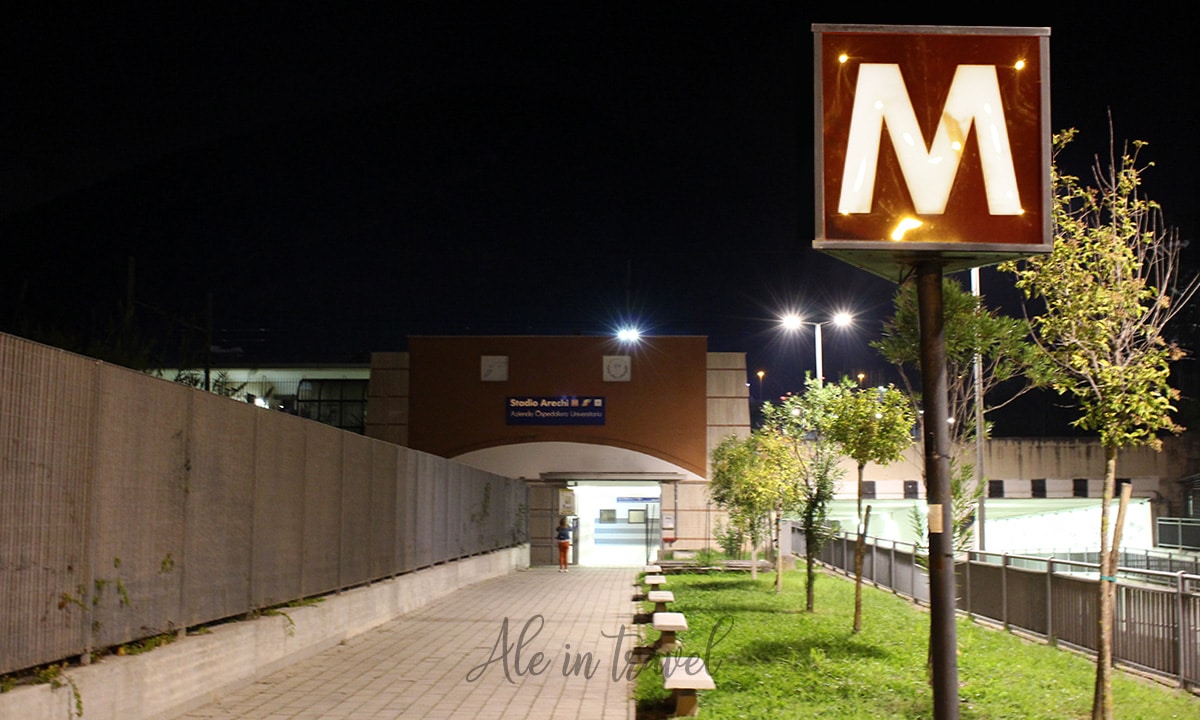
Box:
[178,567,639,720]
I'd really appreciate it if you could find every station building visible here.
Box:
[161,334,1199,564]
[362,334,1200,564]
[364,335,751,567]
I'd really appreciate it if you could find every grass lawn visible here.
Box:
[635,568,1199,719]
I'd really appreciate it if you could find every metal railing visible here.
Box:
[793,524,1200,690]
[997,547,1200,583]
[1158,517,1200,551]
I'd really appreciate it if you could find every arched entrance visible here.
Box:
[454,442,695,567]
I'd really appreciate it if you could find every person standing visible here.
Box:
[555,518,572,572]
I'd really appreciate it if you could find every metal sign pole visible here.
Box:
[917,261,959,719]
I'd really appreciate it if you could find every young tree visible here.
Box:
[708,431,803,587]
[709,434,766,578]
[875,277,1039,435]
[762,377,844,611]
[756,430,807,593]
[1003,129,1198,720]
[907,461,980,566]
[824,379,915,633]
[875,277,1042,552]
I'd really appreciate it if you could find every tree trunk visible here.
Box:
[805,547,816,611]
[750,542,758,581]
[853,461,868,634]
[1091,447,1119,720]
[853,503,872,634]
[775,509,784,594]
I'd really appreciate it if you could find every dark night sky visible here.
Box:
[2,4,1195,432]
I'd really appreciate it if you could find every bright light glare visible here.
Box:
[838,53,849,64]
[1014,59,1026,70]
[616,327,641,342]
[782,312,854,329]
[890,217,924,241]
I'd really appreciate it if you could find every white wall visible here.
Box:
[986,500,1153,553]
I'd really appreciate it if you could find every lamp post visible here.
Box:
[780,312,853,387]
[756,370,765,401]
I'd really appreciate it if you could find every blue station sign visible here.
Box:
[506,396,606,426]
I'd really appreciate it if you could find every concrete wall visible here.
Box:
[0,546,528,720]
[365,351,409,447]
[0,332,527,677]
[820,435,1198,510]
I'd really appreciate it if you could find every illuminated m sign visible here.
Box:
[812,25,1052,280]
[839,64,1021,216]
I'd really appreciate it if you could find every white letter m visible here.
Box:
[838,64,1021,216]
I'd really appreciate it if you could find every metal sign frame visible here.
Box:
[812,24,1052,281]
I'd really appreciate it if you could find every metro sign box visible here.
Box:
[813,25,1051,281]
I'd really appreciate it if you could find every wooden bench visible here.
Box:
[652,611,687,651]
[661,656,715,717]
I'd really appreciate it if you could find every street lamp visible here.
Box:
[616,326,641,343]
[780,311,853,387]
[756,370,765,401]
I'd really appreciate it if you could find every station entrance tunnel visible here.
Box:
[567,481,662,567]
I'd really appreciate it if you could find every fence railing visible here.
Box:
[1157,517,1200,551]
[997,547,1200,583]
[793,524,1200,690]
[0,332,528,676]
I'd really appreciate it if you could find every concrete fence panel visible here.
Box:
[413,451,435,567]
[301,424,343,597]
[184,390,257,626]
[0,338,95,672]
[89,366,190,648]
[368,441,399,579]
[432,460,450,561]
[338,432,374,588]
[1,332,527,677]
[398,447,419,573]
[250,411,308,608]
